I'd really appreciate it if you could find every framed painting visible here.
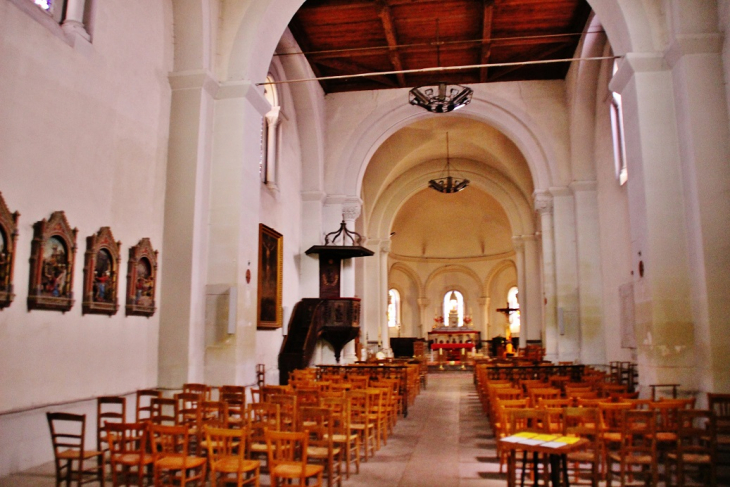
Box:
[125,238,158,317]
[82,227,121,315]
[0,192,19,309]
[27,211,78,312]
[257,224,283,329]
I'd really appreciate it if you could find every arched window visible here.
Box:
[30,0,95,40]
[260,74,281,189]
[507,286,520,336]
[442,290,464,327]
[610,60,628,185]
[387,289,400,328]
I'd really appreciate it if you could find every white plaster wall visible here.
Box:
[0,0,172,475]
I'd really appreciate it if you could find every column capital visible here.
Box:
[342,203,362,222]
[533,191,553,215]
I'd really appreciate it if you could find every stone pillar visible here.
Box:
[417,297,430,339]
[61,0,90,42]
[610,51,695,388]
[571,181,605,365]
[511,236,527,348]
[341,201,361,363]
[664,6,730,392]
[534,191,558,361]
[379,240,391,355]
[361,238,382,354]
[263,107,281,191]
[523,235,543,345]
[479,296,489,352]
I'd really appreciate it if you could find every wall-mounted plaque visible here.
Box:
[125,238,158,317]
[82,227,121,315]
[27,211,78,312]
[0,192,19,309]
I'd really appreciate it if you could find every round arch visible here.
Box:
[389,262,424,298]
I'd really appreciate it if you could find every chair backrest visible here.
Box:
[150,424,191,458]
[261,385,291,401]
[247,402,281,443]
[348,390,370,425]
[204,425,247,462]
[296,387,321,407]
[150,397,176,425]
[676,409,716,456]
[507,408,548,435]
[174,392,202,428]
[265,429,309,468]
[619,409,656,456]
[268,393,298,431]
[200,400,229,428]
[182,383,211,400]
[219,385,245,398]
[708,393,730,419]
[598,401,632,434]
[97,396,127,452]
[528,388,561,405]
[106,422,149,458]
[297,406,333,443]
[537,398,572,409]
[135,389,161,422]
[47,412,88,460]
[321,395,350,435]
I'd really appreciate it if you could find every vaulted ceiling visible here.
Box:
[286,0,593,93]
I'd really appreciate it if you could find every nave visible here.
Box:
[0,372,504,487]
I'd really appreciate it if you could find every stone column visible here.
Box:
[61,0,90,42]
[610,51,695,388]
[571,181,605,365]
[263,107,281,191]
[417,297,430,339]
[664,5,730,392]
[534,191,558,362]
[479,296,489,352]
[379,240,391,356]
[511,236,527,348]
[341,202,361,363]
[523,234,543,345]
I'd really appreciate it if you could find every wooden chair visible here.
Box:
[494,399,530,474]
[268,393,298,432]
[295,387,321,408]
[97,396,127,465]
[204,425,260,487]
[149,423,207,486]
[708,393,730,462]
[365,388,387,450]
[598,401,632,476]
[348,390,376,461]
[174,392,203,455]
[563,407,600,487]
[105,422,154,487]
[261,385,292,401]
[247,402,281,469]
[220,389,246,428]
[606,409,657,487]
[265,430,324,487]
[135,389,161,423]
[528,388,560,406]
[667,409,717,486]
[321,395,360,479]
[297,407,343,487]
[150,397,176,426]
[46,412,105,487]
[508,408,550,486]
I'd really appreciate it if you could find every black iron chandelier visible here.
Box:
[429,133,470,193]
[409,82,473,113]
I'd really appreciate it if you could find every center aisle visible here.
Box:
[345,371,506,487]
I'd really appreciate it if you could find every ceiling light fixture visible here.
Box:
[429,133,469,194]
[409,82,473,113]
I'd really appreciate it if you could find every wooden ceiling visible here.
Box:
[286,0,593,93]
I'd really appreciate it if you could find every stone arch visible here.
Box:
[367,158,534,240]
[389,262,423,298]
[332,93,562,200]
[485,259,517,297]
[424,265,484,296]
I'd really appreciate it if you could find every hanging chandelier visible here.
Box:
[409,82,473,113]
[429,133,470,193]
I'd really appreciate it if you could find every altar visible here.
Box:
[428,328,481,362]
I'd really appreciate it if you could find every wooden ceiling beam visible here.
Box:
[311,57,399,88]
[287,20,331,93]
[375,0,407,87]
[479,0,494,83]
[487,42,574,82]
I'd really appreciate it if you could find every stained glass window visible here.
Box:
[442,290,464,327]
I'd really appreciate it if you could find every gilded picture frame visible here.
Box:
[27,211,78,312]
[0,192,19,310]
[125,238,158,317]
[257,224,283,329]
[82,227,121,315]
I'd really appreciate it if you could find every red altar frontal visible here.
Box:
[428,328,481,362]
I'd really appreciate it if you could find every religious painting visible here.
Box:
[82,227,121,315]
[0,192,19,309]
[27,211,78,312]
[125,238,158,317]
[257,224,282,329]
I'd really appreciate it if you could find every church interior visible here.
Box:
[1,0,730,481]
